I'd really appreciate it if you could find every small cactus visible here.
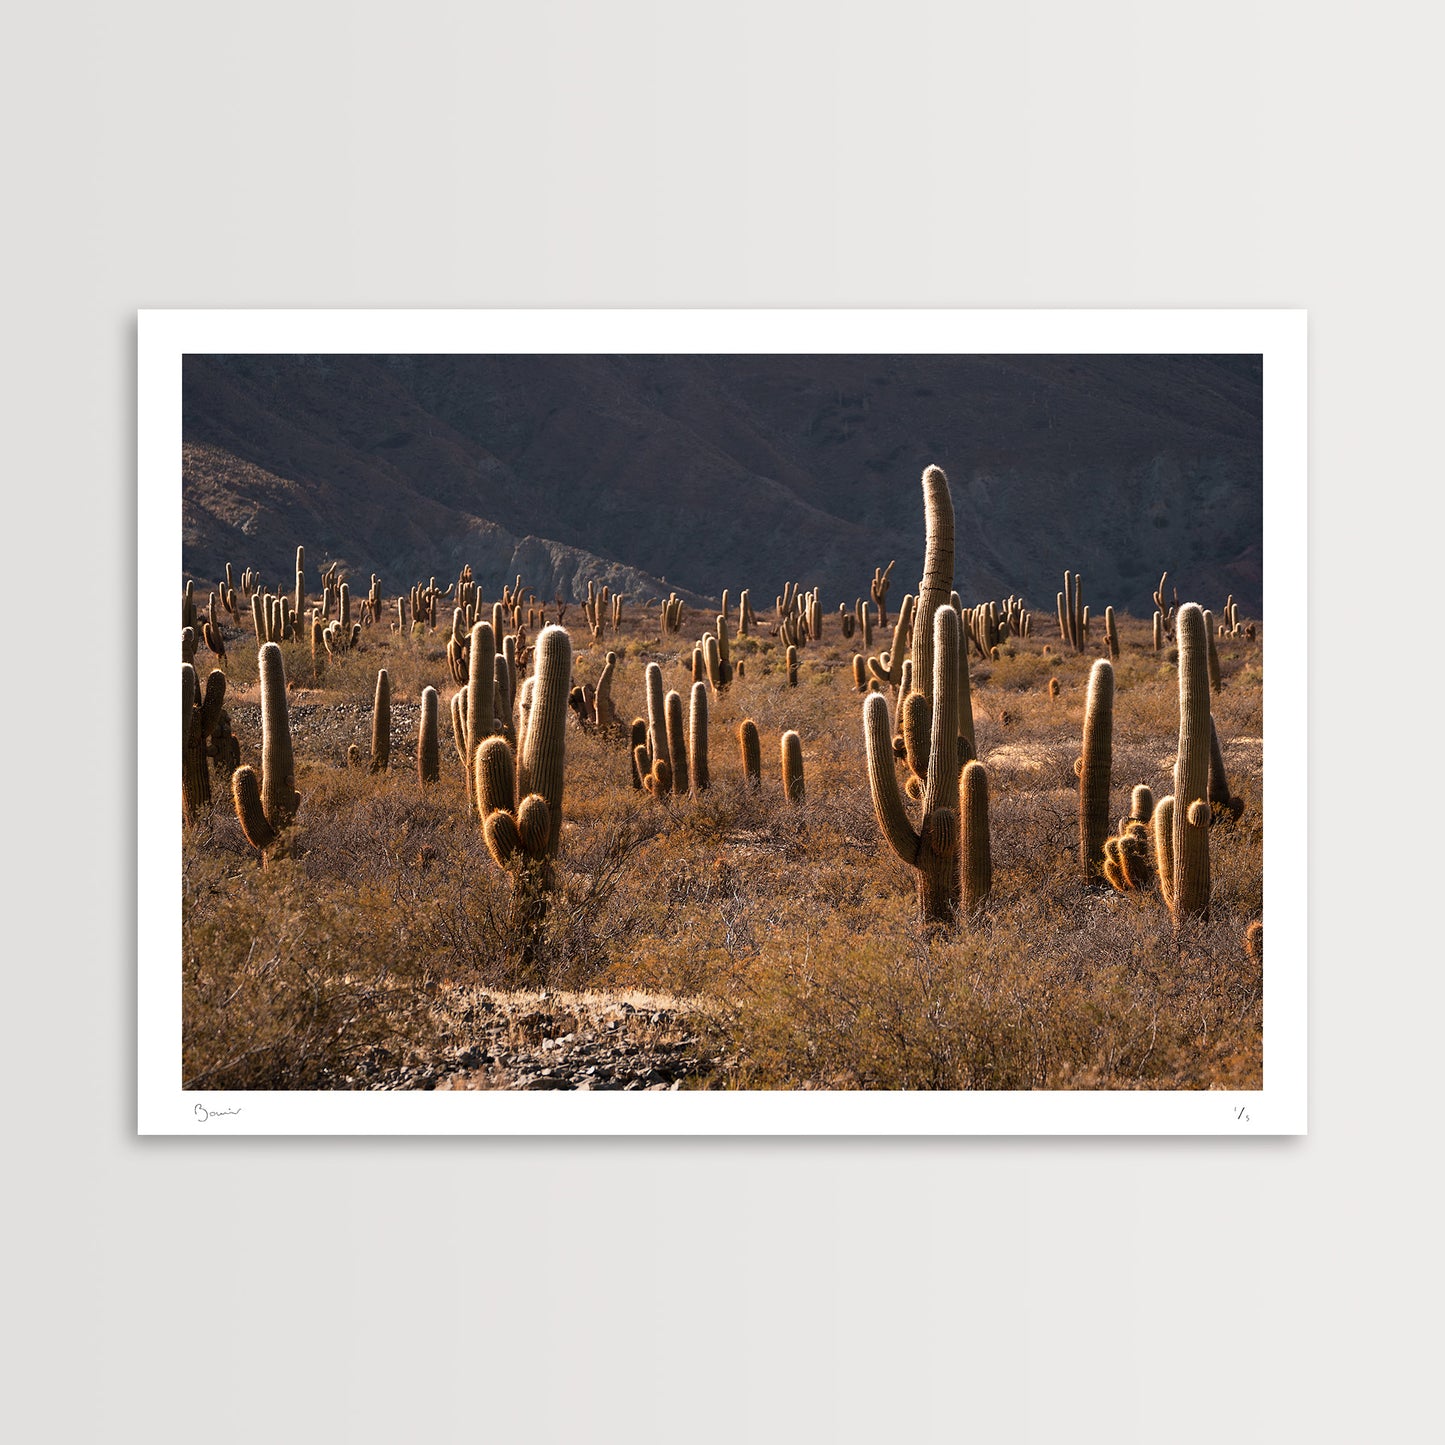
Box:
[1078,659,1114,880]
[739,719,761,789]
[781,730,804,804]
[1245,920,1263,965]
[370,669,391,772]
[689,682,710,792]
[417,686,440,784]
[960,759,991,918]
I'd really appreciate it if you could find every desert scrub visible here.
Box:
[183,594,1265,1090]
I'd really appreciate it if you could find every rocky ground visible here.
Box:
[343,987,733,1092]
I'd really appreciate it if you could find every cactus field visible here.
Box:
[182,469,1264,1091]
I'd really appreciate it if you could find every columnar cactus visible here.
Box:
[960,759,991,918]
[516,623,571,857]
[629,718,647,789]
[1078,659,1115,880]
[1153,796,1177,912]
[785,644,798,686]
[594,652,618,728]
[781,730,804,804]
[1203,610,1223,692]
[1104,605,1119,661]
[665,689,689,795]
[1165,603,1212,922]
[871,560,894,627]
[644,661,666,771]
[463,621,496,810]
[689,681,709,791]
[1207,717,1246,822]
[294,545,306,621]
[864,605,964,924]
[911,466,956,710]
[417,686,439,784]
[232,641,299,855]
[867,593,915,690]
[906,466,975,762]
[370,669,391,771]
[739,719,761,789]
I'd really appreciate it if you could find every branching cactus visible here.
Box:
[739,719,761,790]
[417,686,440,784]
[370,669,391,772]
[864,605,965,924]
[1078,659,1115,880]
[866,592,915,690]
[781,730,804,804]
[871,560,895,627]
[594,652,618,728]
[232,641,300,857]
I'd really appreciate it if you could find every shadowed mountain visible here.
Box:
[182,352,1263,617]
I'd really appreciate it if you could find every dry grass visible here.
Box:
[182,602,1264,1089]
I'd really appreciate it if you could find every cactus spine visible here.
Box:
[417,685,439,784]
[1079,659,1115,880]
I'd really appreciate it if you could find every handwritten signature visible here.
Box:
[194,1104,243,1123]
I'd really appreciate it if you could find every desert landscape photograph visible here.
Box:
[176,348,1265,1096]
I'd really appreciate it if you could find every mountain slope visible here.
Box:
[181,353,1263,616]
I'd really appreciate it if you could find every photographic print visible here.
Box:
[139,310,1306,1133]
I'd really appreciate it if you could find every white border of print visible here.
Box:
[139,309,1306,1136]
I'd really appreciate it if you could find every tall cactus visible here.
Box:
[665,689,689,795]
[462,621,496,810]
[906,465,974,761]
[370,669,391,772]
[689,682,709,791]
[232,641,299,855]
[1078,659,1115,880]
[517,623,571,857]
[1167,603,1212,921]
[864,605,964,923]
